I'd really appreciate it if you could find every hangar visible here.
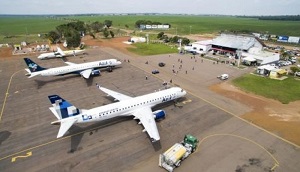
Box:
[201,34,279,65]
[210,34,264,55]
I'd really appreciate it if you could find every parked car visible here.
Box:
[217,74,229,80]
[152,69,159,74]
[288,59,296,64]
[158,62,165,67]
[295,72,300,77]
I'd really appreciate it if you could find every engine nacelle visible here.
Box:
[153,110,166,120]
[107,66,113,72]
[92,69,100,76]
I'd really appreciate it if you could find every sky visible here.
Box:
[0,0,299,16]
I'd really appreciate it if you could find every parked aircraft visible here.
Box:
[38,47,85,59]
[24,58,121,79]
[48,85,187,142]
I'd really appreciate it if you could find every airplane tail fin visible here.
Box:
[24,58,46,72]
[48,95,81,138]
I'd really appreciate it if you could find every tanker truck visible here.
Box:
[159,135,199,172]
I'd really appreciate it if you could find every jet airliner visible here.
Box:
[24,58,122,79]
[38,47,85,59]
[48,85,187,142]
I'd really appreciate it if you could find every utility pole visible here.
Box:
[236,49,242,67]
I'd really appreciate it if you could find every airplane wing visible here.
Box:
[132,107,160,142]
[96,84,132,101]
[80,69,92,79]
[64,62,77,66]
[57,47,66,56]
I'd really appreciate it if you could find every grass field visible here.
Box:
[232,74,300,104]
[69,15,300,36]
[1,15,300,44]
[0,16,67,44]
[127,43,178,56]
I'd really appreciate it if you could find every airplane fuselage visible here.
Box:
[33,59,120,77]
[38,50,84,59]
[57,87,186,124]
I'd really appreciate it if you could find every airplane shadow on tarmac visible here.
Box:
[65,116,164,153]
[33,75,96,89]
[66,116,133,153]
[0,131,12,146]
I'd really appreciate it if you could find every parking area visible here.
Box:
[0,47,300,172]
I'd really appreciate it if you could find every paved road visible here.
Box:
[0,48,299,172]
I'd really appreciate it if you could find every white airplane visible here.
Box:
[38,47,85,59]
[48,85,187,142]
[24,58,121,79]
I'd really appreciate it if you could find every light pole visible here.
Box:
[146,34,149,44]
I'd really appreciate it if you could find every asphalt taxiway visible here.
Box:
[0,48,299,172]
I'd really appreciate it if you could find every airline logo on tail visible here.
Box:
[28,63,38,71]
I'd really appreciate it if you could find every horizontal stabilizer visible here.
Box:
[28,72,40,78]
[64,61,76,66]
[57,118,77,138]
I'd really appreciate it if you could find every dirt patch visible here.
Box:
[83,36,137,57]
[0,47,13,58]
[210,82,300,145]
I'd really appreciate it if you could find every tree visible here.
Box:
[103,28,109,38]
[181,37,190,45]
[90,21,104,33]
[290,66,300,74]
[280,49,289,60]
[104,20,113,28]
[170,36,179,43]
[157,32,164,39]
[109,30,115,38]
[47,31,60,44]
[56,24,69,38]
[65,29,81,48]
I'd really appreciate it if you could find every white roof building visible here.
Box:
[211,34,264,52]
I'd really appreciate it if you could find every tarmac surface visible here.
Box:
[0,47,299,172]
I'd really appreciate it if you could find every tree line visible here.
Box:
[46,20,114,48]
[237,15,300,21]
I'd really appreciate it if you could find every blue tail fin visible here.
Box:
[24,58,46,72]
[48,95,81,119]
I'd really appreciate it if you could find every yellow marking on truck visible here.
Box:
[11,151,32,162]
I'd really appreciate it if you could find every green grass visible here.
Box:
[127,43,178,56]
[1,15,300,44]
[0,16,67,43]
[232,74,300,104]
[69,15,300,36]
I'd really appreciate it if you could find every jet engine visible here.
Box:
[91,69,100,76]
[107,66,113,72]
[153,110,166,120]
